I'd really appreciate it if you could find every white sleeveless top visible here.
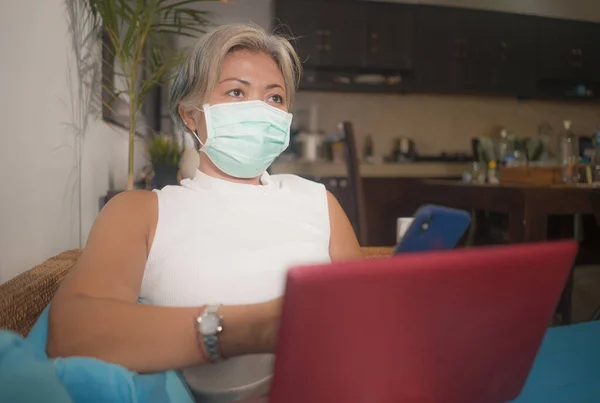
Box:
[140,170,331,401]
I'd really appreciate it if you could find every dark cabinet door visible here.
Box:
[365,3,415,70]
[537,18,600,82]
[414,6,537,96]
[462,12,537,96]
[318,2,368,68]
[274,1,323,67]
[454,8,492,93]
[413,6,465,93]
[274,1,366,69]
[580,22,600,82]
[489,13,537,96]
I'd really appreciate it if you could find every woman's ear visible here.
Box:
[179,105,198,132]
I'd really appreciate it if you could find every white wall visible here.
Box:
[0,0,132,283]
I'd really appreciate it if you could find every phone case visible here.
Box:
[393,205,471,254]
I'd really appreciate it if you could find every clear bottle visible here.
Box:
[559,120,579,183]
[487,160,500,184]
[497,129,514,166]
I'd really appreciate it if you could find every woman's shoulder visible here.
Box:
[103,190,157,213]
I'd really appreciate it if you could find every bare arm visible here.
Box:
[326,191,362,261]
[48,191,279,373]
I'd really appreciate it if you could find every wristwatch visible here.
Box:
[196,304,224,362]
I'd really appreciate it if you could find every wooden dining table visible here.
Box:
[414,180,599,242]
[410,180,600,324]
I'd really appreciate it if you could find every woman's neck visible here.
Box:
[198,159,262,186]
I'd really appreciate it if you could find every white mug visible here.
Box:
[396,217,415,243]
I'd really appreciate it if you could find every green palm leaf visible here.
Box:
[83,0,221,189]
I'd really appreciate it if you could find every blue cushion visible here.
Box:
[0,331,73,403]
[510,321,600,402]
[0,305,194,403]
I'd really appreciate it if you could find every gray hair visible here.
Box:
[170,23,302,135]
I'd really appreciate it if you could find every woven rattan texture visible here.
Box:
[0,249,82,336]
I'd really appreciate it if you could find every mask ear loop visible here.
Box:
[187,107,205,152]
[191,130,203,152]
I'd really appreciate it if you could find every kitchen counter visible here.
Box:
[270,162,469,178]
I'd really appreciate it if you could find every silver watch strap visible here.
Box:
[204,334,221,362]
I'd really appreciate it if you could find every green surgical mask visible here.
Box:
[192,100,292,178]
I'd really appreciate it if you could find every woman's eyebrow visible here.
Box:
[265,83,284,90]
[218,77,250,85]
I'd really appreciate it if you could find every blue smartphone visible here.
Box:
[393,205,471,254]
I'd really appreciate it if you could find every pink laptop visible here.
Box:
[269,241,577,403]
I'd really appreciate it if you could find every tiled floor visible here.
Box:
[571,265,600,323]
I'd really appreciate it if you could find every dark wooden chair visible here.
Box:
[338,121,369,245]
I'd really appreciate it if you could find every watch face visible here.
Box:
[199,314,220,335]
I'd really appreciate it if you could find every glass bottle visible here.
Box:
[497,129,514,166]
[559,120,579,183]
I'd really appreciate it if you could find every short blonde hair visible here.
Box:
[170,23,302,133]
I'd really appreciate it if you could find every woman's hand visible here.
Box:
[219,297,283,358]
[257,297,283,353]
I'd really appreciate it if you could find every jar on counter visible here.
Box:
[559,120,579,183]
[487,160,500,184]
[296,132,325,162]
[331,141,345,164]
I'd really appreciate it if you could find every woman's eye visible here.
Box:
[269,94,283,104]
[227,89,243,98]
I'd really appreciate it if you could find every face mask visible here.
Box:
[191,100,292,179]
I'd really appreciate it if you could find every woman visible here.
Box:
[48,23,361,400]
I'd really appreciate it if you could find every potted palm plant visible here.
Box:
[86,0,219,190]
[146,133,183,189]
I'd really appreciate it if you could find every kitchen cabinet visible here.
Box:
[274,0,413,73]
[274,2,322,68]
[537,18,600,83]
[274,1,367,69]
[485,13,537,97]
[413,6,537,96]
[319,2,368,68]
[412,6,464,93]
[364,3,414,71]
[274,0,600,100]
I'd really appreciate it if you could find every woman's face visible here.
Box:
[183,49,287,143]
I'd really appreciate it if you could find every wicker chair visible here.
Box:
[0,247,393,337]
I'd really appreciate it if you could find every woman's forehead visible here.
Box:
[218,50,285,88]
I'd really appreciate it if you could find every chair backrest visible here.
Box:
[338,121,368,245]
